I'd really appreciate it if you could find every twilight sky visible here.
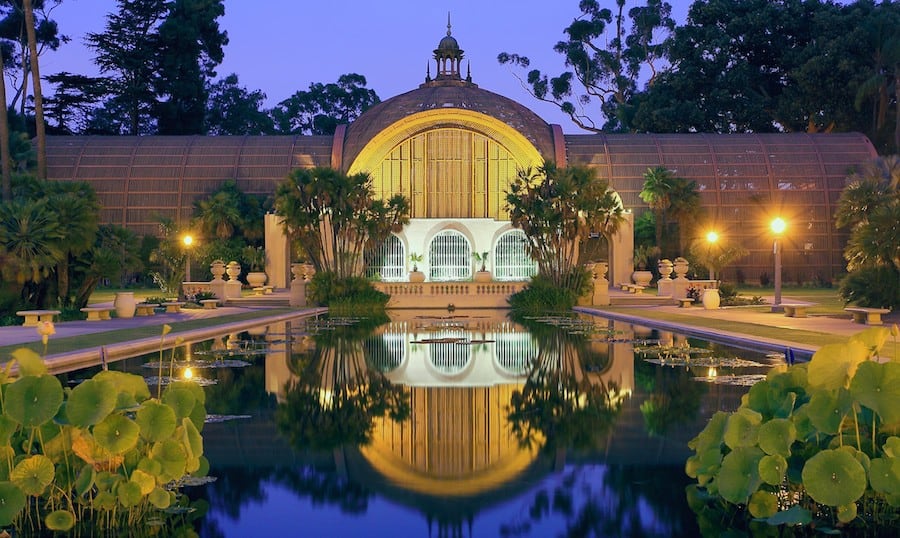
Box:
[39,0,697,132]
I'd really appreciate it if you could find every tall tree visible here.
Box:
[498,0,674,132]
[205,73,274,135]
[22,0,45,178]
[0,44,10,201]
[44,180,100,306]
[638,166,674,250]
[85,0,167,135]
[154,0,227,134]
[271,74,380,135]
[43,72,108,134]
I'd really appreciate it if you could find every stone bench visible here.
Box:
[676,298,694,308]
[80,306,114,321]
[629,285,646,294]
[200,299,219,309]
[135,303,158,316]
[783,303,816,318]
[161,302,186,314]
[844,306,890,325]
[16,310,61,327]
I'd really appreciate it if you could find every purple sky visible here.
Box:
[40,0,697,132]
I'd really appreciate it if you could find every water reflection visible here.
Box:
[98,309,776,536]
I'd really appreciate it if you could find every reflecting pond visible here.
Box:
[61,309,783,537]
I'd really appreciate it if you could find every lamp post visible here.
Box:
[705,230,719,280]
[770,218,786,312]
[183,234,194,282]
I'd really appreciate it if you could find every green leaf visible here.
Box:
[10,455,55,496]
[0,481,26,525]
[759,454,787,485]
[849,361,900,426]
[150,440,187,483]
[117,480,143,508]
[716,446,763,505]
[93,414,140,455]
[848,326,890,356]
[868,458,900,495]
[0,416,19,445]
[801,449,867,507]
[93,370,150,408]
[723,408,761,449]
[162,386,197,419]
[765,505,812,526]
[748,490,778,518]
[11,348,47,376]
[4,375,63,427]
[135,400,177,442]
[836,502,857,523]
[805,388,852,435]
[884,436,900,458]
[74,464,95,497]
[44,510,75,531]
[807,341,869,390]
[66,378,118,427]
[149,486,171,508]
[758,418,795,457]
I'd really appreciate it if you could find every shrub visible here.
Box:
[839,265,900,309]
[308,271,389,311]
[508,274,580,317]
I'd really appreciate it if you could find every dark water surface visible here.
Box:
[64,310,782,537]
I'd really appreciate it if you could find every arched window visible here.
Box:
[365,234,405,281]
[493,230,537,281]
[428,230,471,281]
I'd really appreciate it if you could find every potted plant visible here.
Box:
[632,245,660,286]
[409,252,425,283]
[473,251,491,282]
[242,246,268,288]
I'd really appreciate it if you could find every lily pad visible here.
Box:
[10,455,54,496]
[849,361,900,426]
[805,388,852,435]
[868,458,900,495]
[93,370,150,408]
[149,486,171,509]
[167,380,206,405]
[716,446,763,505]
[758,418,796,457]
[135,400,177,442]
[836,502,857,523]
[66,378,117,427]
[130,469,156,495]
[161,386,197,419]
[801,449,866,507]
[807,340,869,390]
[4,375,63,427]
[44,510,75,531]
[93,415,139,455]
[150,440,187,483]
[759,454,788,485]
[117,480,143,507]
[723,408,762,449]
[0,481,26,525]
[11,348,47,376]
[885,436,900,458]
[748,490,778,518]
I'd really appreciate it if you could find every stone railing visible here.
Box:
[373,281,528,309]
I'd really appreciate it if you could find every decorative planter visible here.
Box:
[210,260,226,281]
[702,288,721,309]
[291,263,304,281]
[473,270,492,282]
[673,257,689,279]
[247,271,267,288]
[658,259,673,280]
[409,270,425,283]
[113,291,136,318]
[226,261,241,281]
[632,270,653,287]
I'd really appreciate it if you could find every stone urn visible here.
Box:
[210,260,226,281]
[673,257,689,279]
[631,269,653,287]
[114,291,136,318]
[409,270,425,283]
[246,271,267,288]
[291,263,304,281]
[702,287,721,309]
[226,261,241,281]
[658,259,674,281]
[473,270,492,283]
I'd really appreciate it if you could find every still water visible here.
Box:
[66,310,780,537]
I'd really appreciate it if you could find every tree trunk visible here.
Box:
[0,46,11,201]
[23,0,47,180]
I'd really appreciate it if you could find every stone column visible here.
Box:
[225,261,242,299]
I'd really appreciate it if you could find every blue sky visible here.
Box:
[41,0,697,132]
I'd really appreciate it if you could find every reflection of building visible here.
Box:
[45,23,877,285]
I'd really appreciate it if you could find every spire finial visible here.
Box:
[447,12,452,36]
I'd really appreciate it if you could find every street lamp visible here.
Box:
[182,234,194,282]
[705,230,719,280]
[770,218,786,312]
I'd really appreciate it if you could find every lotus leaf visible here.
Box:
[150,439,187,483]
[149,486,171,508]
[790,405,815,441]
[807,340,868,390]
[0,416,17,446]
[95,490,116,511]
[66,378,118,427]
[868,458,900,495]
[74,464,95,496]
[801,449,866,506]
[0,446,14,480]
[93,370,150,408]
[688,411,728,452]
[0,481,25,525]
[131,469,156,495]
[181,417,203,460]
[723,408,762,449]
[849,326,890,356]
[758,418,795,457]
[716,446,763,505]
[805,388,852,435]
[837,445,871,474]
[44,509,75,531]
[40,427,73,462]
[117,480,143,507]
[188,399,207,431]
[767,364,807,394]
[196,455,210,477]
[836,502,857,523]
[93,414,140,454]
[95,470,121,491]
[4,375,63,427]
[11,348,47,376]
[135,400,177,442]
[849,361,900,426]
[137,457,162,478]
[748,490,778,518]
[161,386,196,419]
[71,429,123,472]
[10,455,54,496]
[168,379,206,405]
[885,436,900,458]
[759,454,788,485]
[765,505,812,526]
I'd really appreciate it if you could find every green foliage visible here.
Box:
[686,328,900,533]
[839,263,900,309]
[0,345,206,533]
[508,271,589,318]
[307,271,389,311]
[271,73,380,135]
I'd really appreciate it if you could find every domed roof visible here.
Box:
[342,81,555,168]
[437,34,460,54]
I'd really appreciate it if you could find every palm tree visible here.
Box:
[45,181,101,307]
[639,166,675,252]
[0,198,65,287]
[22,0,47,179]
[0,45,11,202]
[194,190,241,239]
[667,176,703,254]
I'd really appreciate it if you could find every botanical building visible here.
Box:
[45,26,877,287]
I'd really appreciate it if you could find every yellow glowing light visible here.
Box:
[707,367,718,379]
[183,235,194,247]
[183,367,193,380]
[706,231,719,244]
[770,218,786,235]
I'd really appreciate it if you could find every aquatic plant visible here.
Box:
[685,326,900,535]
[0,329,208,534]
